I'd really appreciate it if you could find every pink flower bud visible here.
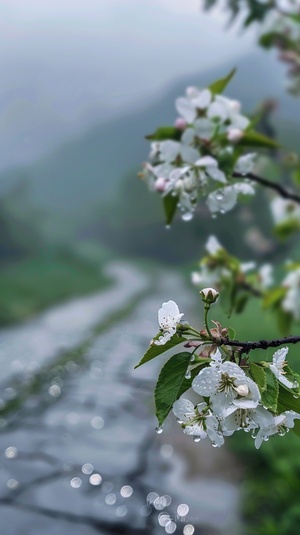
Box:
[155,177,167,193]
[227,128,244,142]
[174,117,187,131]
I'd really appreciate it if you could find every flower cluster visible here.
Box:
[141,82,257,221]
[173,346,300,449]
[191,235,273,297]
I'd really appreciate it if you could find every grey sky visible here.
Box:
[0,0,255,169]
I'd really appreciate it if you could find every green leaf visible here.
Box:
[261,368,279,413]
[227,327,236,340]
[274,219,300,240]
[277,307,293,337]
[250,363,266,392]
[292,168,300,188]
[208,68,236,95]
[278,386,300,414]
[234,293,249,314]
[238,131,280,149]
[263,287,287,309]
[293,420,300,437]
[145,126,182,141]
[155,352,192,425]
[163,193,178,225]
[134,334,183,369]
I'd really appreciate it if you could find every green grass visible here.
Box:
[0,247,112,326]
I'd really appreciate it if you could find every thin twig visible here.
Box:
[232,171,300,205]
[226,335,300,354]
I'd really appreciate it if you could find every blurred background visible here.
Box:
[0,1,300,534]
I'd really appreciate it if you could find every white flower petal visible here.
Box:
[175,97,196,123]
[206,235,223,255]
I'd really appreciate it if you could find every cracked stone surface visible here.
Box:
[0,262,243,534]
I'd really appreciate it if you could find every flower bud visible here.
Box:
[155,177,167,193]
[174,117,187,130]
[235,384,249,397]
[177,321,190,332]
[227,128,244,143]
[200,287,219,304]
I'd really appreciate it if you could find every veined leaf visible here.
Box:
[145,126,182,141]
[250,363,266,392]
[134,334,183,369]
[208,68,236,95]
[155,352,194,425]
[261,368,279,413]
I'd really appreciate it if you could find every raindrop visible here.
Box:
[160,444,174,458]
[90,474,102,486]
[184,370,191,380]
[177,504,189,517]
[165,520,177,533]
[183,525,195,535]
[82,463,94,475]
[70,477,82,489]
[147,491,159,505]
[220,209,225,215]
[211,442,220,448]
[293,381,299,388]
[212,213,217,219]
[155,425,163,434]
[165,225,171,230]
[153,496,166,510]
[190,355,195,363]
[5,446,18,459]
[120,485,133,498]
[158,513,171,527]
[48,384,61,398]
[7,478,19,490]
[216,192,224,201]
[91,416,104,429]
[293,394,299,399]
[193,437,201,443]
[116,505,128,517]
[162,495,172,506]
[182,212,193,222]
[105,493,117,505]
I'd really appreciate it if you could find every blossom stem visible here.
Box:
[204,305,213,339]
[232,171,300,205]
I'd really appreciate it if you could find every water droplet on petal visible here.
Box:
[182,212,193,221]
[193,436,201,443]
[155,425,163,434]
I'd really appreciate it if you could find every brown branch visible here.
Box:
[232,171,300,205]
[226,335,300,354]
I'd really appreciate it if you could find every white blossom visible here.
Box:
[234,153,257,175]
[172,398,224,446]
[270,197,300,226]
[192,361,261,416]
[155,301,184,346]
[222,405,274,435]
[195,156,227,184]
[206,182,254,214]
[206,235,223,255]
[176,88,212,123]
[282,268,300,320]
[259,264,274,289]
[255,411,300,449]
[269,347,298,389]
[275,0,300,14]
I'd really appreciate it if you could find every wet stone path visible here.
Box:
[0,262,242,534]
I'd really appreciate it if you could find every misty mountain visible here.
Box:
[0,49,299,220]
